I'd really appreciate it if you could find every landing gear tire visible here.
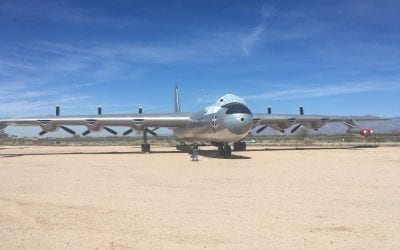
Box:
[141,143,151,153]
[233,141,246,151]
[222,144,232,156]
[218,145,224,155]
[217,144,232,156]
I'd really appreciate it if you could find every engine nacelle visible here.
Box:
[83,119,117,136]
[270,124,290,131]
[303,122,324,130]
[86,124,102,132]
[302,118,329,131]
[269,118,297,132]
[38,120,59,132]
[85,119,102,131]
[346,128,374,137]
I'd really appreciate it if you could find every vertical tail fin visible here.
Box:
[174,85,181,112]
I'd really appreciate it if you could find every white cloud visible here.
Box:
[261,4,277,18]
[0,0,135,27]
[241,4,274,56]
[241,23,266,56]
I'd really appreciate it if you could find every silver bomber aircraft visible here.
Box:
[0,86,386,156]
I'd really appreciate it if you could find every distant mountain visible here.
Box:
[0,130,9,138]
[253,117,400,135]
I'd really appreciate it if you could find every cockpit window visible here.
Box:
[222,102,252,114]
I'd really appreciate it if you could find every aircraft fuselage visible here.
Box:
[173,94,254,143]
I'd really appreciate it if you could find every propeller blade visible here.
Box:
[82,130,91,136]
[61,126,76,135]
[146,128,157,137]
[256,125,268,134]
[290,124,302,133]
[39,130,47,136]
[104,126,118,135]
[123,128,133,136]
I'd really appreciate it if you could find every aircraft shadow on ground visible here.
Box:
[195,150,251,160]
[0,150,179,158]
[0,145,377,159]
[252,145,378,151]
[0,148,251,159]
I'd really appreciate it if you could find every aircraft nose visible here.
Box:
[225,113,253,135]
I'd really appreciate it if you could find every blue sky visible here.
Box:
[0,0,399,123]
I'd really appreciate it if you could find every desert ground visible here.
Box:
[0,145,399,249]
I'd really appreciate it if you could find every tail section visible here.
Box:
[174,85,181,112]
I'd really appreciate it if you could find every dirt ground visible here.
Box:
[0,145,399,249]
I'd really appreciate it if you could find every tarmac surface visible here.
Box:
[0,145,399,249]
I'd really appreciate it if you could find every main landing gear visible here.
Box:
[141,128,151,153]
[233,141,246,151]
[213,141,247,157]
[218,144,232,157]
[141,143,151,153]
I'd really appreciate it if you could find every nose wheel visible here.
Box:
[218,144,232,156]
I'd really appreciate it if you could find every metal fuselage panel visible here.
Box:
[173,99,254,143]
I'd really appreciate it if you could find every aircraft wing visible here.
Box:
[0,112,192,135]
[252,113,388,133]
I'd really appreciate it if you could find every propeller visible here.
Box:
[39,130,47,136]
[104,126,118,135]
[39,126,76,136]
[82,126,117,136]
[256,125,268,134]
[290,124,302,133]
[123,128,133,136]
[61,126,76,135]
[289,106,305,133]
[146,127,158,136]
[82,130,91,136]
[123,127,158,136]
